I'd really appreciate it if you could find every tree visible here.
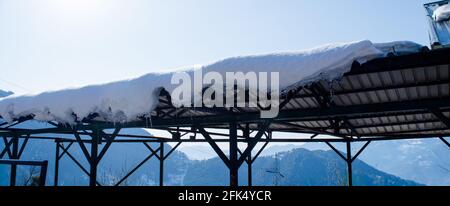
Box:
[20,166,41,186]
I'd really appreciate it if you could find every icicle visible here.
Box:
[145,115,149,128]
[328,79,335,104]
[148,116,153,128]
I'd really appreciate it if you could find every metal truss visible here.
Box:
[325,141,372,186]
[1,48,450,186]
[53,132,181,186]
[0,135,30,186]
[0,159,48,186]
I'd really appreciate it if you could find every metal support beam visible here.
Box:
[18,135,29,158]
[238,140,270,187]
[346,141,352,187]
[430,109,450,128]
[351,141,371,162]
[54,139,60,186]
[157,141,182,186]
[8,131,449,143]
[293,79,450,100]
[0,160,48,186]
[247,148,252,187]
[252,141,270,163]
[308,83,360,138]
[201,122,262,187]
[237,122,271,167]
[39,160,48,186]
[57,142,102,186]
[10,136,19,186]
[115,143,160,186]
[325,141,371,187]
[4,97,449,137]
[89,133,99,187]
[96,128,120,164]
[243,125,252,187]
[0,135,30,186]
[229,123,238,187]
[0,137,13,159]
[162,142,182,161]
[198,120,271,187]
[325,142,347,161]
[199,127,231,168]
[159,142,164,187]
[439,137,450,148]
[73,128,120,186]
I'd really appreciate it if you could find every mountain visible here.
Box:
[261,144,305,156]
[0,90,13,98]
[183,148,420,186]
[299,139,450,186]
[177,143,304,160]
[358,139,450,186]
[23,137,190,186]
[1,135,421,186]
[0,120,429,186]
[178,145,219,160]
[0,121,190,186]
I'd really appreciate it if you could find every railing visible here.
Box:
[0,160,48,186]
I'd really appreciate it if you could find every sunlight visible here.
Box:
[42,0,120,27]
[49,0,104,12]
[45,0,110,19]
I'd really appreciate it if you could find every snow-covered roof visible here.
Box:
[433,3,450,22]
[0,40,424,124]
[425,1,450,47]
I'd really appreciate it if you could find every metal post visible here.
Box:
[247,148,252,187]
[159,142,164,187]
[346,141,353,187]
[439,137,450,148]
[89,135,99,187]
[10,136,19,186]
[243,125,252,186]
[0,137,12,159]
[40,160,48,186]
[54,140,60,186]
[229,123,238,187]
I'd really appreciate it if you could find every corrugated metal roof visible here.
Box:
[149,48,450,139]
[1,48,449,141]
[425,1,450,48]
[275,62,449,137]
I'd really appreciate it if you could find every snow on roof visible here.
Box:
[0,40,424,123]
[433,3,450,22]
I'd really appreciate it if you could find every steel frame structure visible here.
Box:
[0,159,48,186]
[1,48,450,187]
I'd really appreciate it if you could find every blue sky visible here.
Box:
[0,0,434,95]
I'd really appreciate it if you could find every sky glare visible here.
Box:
[0,0,434,95]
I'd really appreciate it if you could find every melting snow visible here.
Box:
[433,4,450,22]
[0,40,424,123]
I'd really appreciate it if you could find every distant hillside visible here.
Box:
[0,121,425,186]
[0,123,190,186]
[358,139,450,186]
[183,148,421,186]
[300,139,450,186]
[0,90,13,98]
